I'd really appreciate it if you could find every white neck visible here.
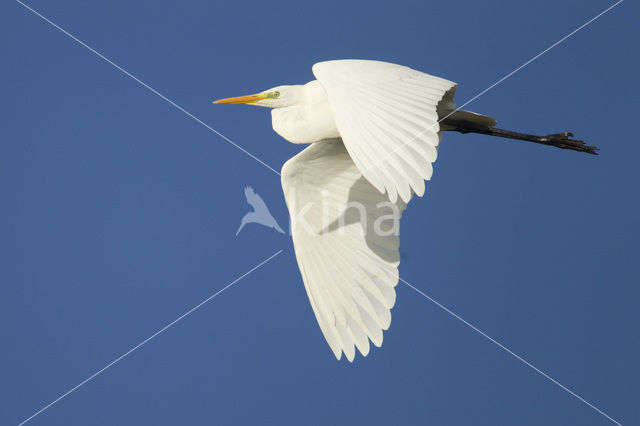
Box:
[271,81,340,144]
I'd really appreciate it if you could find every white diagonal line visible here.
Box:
[17,249,284,426]
[15,0,281,176]
[400,278,621,425]
[356,249,621,425]
[359,0,623,179]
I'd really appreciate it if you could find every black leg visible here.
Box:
[440,118,599,155]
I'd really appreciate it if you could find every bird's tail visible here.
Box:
[440,109,497,129]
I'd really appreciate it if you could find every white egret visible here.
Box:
[214,59,597,361]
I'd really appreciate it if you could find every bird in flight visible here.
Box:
[236,186,285,236]
[214,60,597,362]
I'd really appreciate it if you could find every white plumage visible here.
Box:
[215,59,455,361]
[216,59,595,360]
[281,139,406,361]
[263,60,456,203]
[312,61,455,203]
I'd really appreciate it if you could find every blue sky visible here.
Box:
[1,0,638,425]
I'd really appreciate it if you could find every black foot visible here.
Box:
[541,132,599,155]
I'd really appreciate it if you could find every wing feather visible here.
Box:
[282,139,405,361]
[313,60,456,203]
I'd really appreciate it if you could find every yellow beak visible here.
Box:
[213,92,268,104]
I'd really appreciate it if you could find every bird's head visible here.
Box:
[213,85,302,108]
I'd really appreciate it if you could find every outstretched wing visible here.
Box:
[313,60,456,203]
[281,139,406,361]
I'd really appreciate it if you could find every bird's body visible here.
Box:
[215,59,597,362]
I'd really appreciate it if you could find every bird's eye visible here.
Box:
[274,91,280,98]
